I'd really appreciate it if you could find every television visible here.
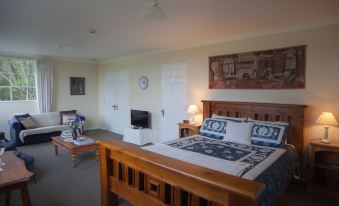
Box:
[131,110,150,128]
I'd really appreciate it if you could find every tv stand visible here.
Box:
[123,127,152,146]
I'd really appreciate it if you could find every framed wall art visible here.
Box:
[209,45,306,89]
[70,77,85,95]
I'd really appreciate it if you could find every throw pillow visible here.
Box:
[62,114,76,125]
[223,121,254,145]
[59,110,77,125]
[14,113,30,120]
[18,117,37,129]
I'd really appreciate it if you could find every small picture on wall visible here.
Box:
[70,77,85,95]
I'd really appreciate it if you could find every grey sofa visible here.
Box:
[8,112,85,146]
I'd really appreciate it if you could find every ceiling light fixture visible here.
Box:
[88,28,97,34]
[56,44,64,54]
[144,0,165,21]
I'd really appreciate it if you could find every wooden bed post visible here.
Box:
[99,146,117,206]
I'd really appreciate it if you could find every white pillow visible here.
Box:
[211,114,246,122]
[223,121,254,145]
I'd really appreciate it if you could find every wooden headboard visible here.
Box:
[202,100,307,165]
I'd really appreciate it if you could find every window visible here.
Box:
[0,58,36,101]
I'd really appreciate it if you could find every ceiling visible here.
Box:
[1,0,339,62]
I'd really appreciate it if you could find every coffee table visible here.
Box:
[0,151,34,206]
[51,136,99,168]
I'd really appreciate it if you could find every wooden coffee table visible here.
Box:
[0,151,34,206]
[52,136,99,167]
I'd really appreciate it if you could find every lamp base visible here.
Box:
[321,127,330,144]
[321,138,330,144]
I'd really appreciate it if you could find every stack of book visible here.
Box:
[60,130,72,138]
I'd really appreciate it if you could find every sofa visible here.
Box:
[8,112,85,146]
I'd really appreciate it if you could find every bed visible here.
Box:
[98,100,306,206]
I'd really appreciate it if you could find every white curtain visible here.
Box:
[36,58,54,113]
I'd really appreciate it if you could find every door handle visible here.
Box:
[161,109,165,117]
[112,104,117,111]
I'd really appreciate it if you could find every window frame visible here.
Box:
[0,57,37,102]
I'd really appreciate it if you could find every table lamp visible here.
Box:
[187,104,199,124]
[315,112,338,144]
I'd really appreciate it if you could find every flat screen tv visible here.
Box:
[131,110,149,128]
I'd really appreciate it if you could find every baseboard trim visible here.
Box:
[84,127,100,131]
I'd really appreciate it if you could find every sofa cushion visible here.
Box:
[30,112,60,127]
[60,110,77,125]
[14,113,37,129]
[19,125,70,143]
[19,117,37,129]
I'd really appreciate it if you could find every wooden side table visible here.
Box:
[0,151,34,206]
[178,123,201,138]
[308,139,339,197]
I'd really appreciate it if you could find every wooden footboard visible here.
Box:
[98,139,265,206]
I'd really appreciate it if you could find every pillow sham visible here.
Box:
[223,121,254,145]
[250,120,289,147]
[199,118,228,139]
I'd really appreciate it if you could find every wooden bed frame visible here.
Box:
[98,100,306,206]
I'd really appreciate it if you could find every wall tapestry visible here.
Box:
[209,45,306,89]
[70,77,85,95]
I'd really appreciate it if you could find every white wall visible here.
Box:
[53,61,100,130]
[99,23,339,149]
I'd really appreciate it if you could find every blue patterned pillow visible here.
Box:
[199,118,228,139]
[250,121,289,147]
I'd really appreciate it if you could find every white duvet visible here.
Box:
[144,143,251,177]
[143,140,286,180]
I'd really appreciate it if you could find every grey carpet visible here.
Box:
[0,129,338,206]
[0,129,130,206]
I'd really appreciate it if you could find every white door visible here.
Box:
[103,73,115,131]
[114,71,130,134]
[160,63,187,143]
[103,71,130,134]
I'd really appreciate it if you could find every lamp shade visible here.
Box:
[187,105,199,115]
[315,112,338,126]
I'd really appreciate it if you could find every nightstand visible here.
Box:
[178,123,201,138]
[308,139,339,197]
